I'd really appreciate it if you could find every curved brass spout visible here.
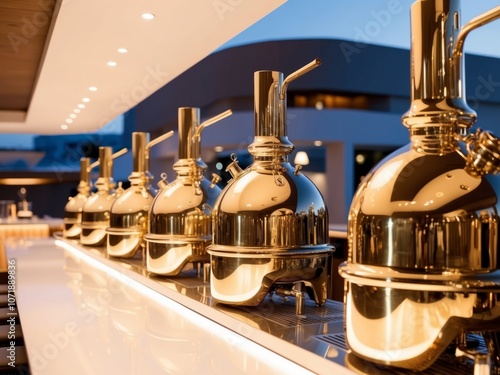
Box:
[111,147,128,160]
[191,109,232,160]
[146,130,174,150]
[87,159,99,173]
[280,58,321,100]
[145,130,174,173]
[194,109,232,140]
[453,6,500,62]
[452,5,500,100]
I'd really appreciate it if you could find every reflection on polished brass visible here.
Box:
[145,108,232,276]
[348,147,499,272]
[106,131,174,258]
[80,147,127,247]
[341,0,500,372]
[210,250,331,307]
[208,60,334,308]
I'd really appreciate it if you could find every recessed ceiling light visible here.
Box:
[78,104,85,109]
[214,146,224,153]
[82,98,90,102]
[117,48,128,54]
[61,124,68,130]
[89,86,98,91]
[141,13,155,20]
[73,109,80,114]
[66,119,73,124]
[69,114,77,119]
[107,61,117,67]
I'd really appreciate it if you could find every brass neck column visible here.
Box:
[402,0,476,154]
[178,107,200,160]
[77,157,92,196]
[248,60,320,161]
[98,147,113,179]
[248,71,294,161]
[132,132,149,174]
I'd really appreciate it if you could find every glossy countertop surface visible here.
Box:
[5,236,487,375]
[6,237,354,375]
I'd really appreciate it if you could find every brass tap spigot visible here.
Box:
[463,129,500,177]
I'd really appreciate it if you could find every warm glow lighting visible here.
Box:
[141,13,155,20]
[107,61,117,67]
[89,86,98,91]
[66,118,73,124]
[117,48,128,54]
[82,98,90,103]
[214,146,224,153]
[78,104,85,109]
[313,140,322,147]
[69,114,77,119]
[294,151,310,165]
[315,101,324,110]
[0,178,60,185]
[355,154,366,164]
[60,124,68,130]
[73,109,80,114]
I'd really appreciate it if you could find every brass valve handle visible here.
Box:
[464,129,500,177]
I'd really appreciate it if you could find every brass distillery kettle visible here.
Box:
[145,108,232,276]
[63,157,98,239]
[80,147,127,247]
[340,0,500,372]
[207,60,334,313]
[106,131,173,258]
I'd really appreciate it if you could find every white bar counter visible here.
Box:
[6,237,354,375]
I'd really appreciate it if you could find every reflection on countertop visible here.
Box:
[56,236,483,375]
[7,236,484,375]
[8,236,341,375]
